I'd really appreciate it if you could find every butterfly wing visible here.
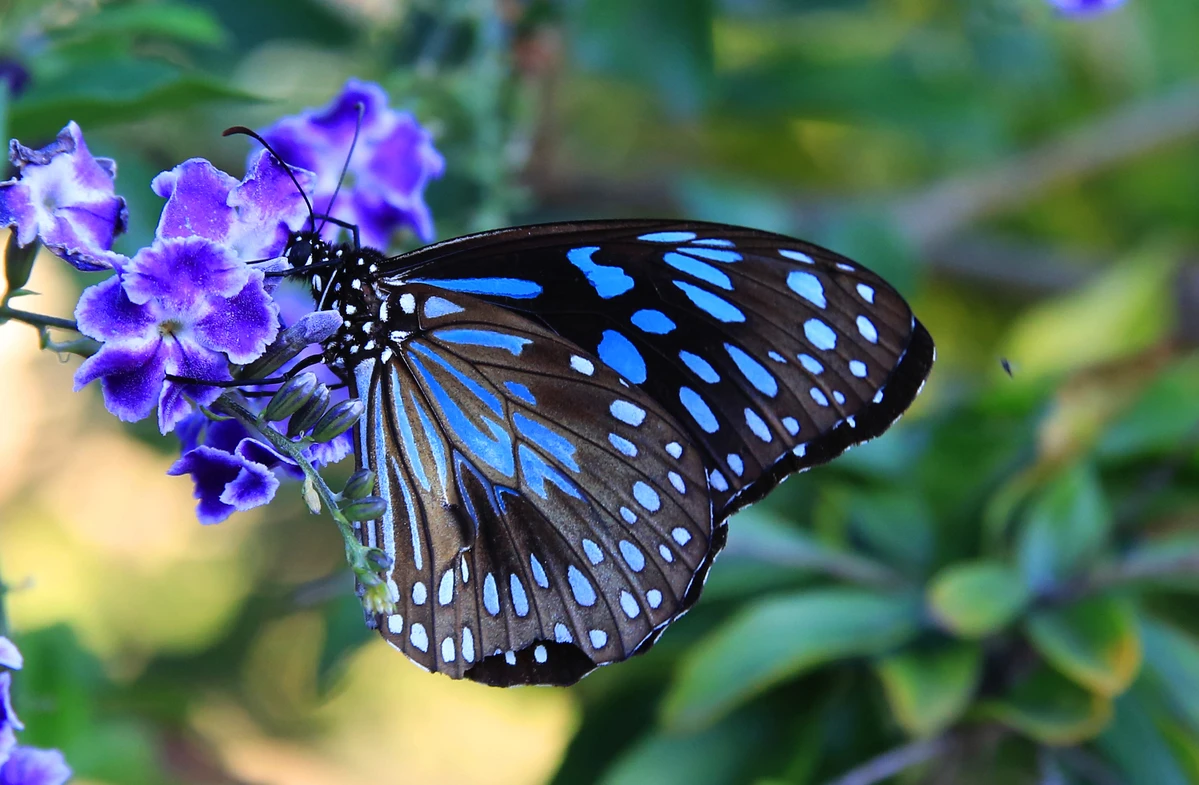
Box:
[351,284,715,686]
[380,219,935,518]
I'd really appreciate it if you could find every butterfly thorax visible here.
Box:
[282,231,417,375]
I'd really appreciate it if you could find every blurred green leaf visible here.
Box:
[1003,253,1177,379]
[316,591,375,693]
[1027,596,1142,697]
[1141,618,1199,733]
[977,665,1113,745]
[874,642,982,738]
[1097,356,1199,460]
[846,487,936,578]
[569,0,714,116]
[1096,692,1194,785]
[50,2,228,48]
[1017,463,1111,593]
[10,58,257,139]
[662,589,921,730]
[598,708,771,785]
[927,560,1031,639]
[1120,533,1199,592]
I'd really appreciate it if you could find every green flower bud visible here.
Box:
[310,399,364,443]
[342,496,387,522]
[286,383,330,438]
[365,548,394,571]
[4,232,39,296]
[361,576,399,615]
[342,469,376,501]
[262,372,319,422]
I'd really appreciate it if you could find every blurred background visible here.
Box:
[2,0,1199,783]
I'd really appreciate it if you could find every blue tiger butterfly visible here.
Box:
[286,218,934,686]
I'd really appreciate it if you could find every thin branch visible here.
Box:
[0,304,78,331]
[822,736,949,785]
[892,80,1199,249]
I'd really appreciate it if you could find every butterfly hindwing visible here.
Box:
[351,284,715,686]
[379,220,935,519]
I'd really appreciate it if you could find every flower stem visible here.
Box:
[211,394,389,609]
[0,304,79,331]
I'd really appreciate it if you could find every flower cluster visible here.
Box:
[0,79,443,523]
[0,637,71,785]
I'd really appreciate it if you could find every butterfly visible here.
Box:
[291,218,935,687]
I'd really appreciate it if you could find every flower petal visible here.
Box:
[168,444,277,524]
[192,269,279,364]
[158,335,232,434]
[123,236,249,308]
[219,454,280,511]
[151,158,239,245]
[74,275,155,343]
[0,638,22,671]
[0,672,21,733]
[225,150,315,260]
[74,337,169,423]
[0,746,72,785]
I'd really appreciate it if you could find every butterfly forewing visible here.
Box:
[351,284,714,686]
[380,220,935,518]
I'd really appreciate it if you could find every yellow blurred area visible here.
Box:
[0,255,575,784]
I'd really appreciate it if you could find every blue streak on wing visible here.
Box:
[433,328,532,357]
[725,343,779,397]
[410,277,543,298]
[692,238,735,248]
[411,389,449,493]
[638,231,697,243]
[663,252,732,290]
[673,280,746,323]
[504,381,537,406]
[423,296,465,319]
[408,352,515,478]
[513,412,579,472]
[518,444,582,500]
[390,367,430,491]
[630,309,676,334]
[679,246,743,263]
[568,246,635,298]
[597,330,647,383]
[409,342,503,417]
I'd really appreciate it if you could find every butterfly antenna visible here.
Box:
[317,101,364,238]
[223,125,316,230]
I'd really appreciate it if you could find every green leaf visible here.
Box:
[662,589,921,730]
[598,710,771,785]
[1119,533,1199,593]
[927,560,1031,639]
[9,58,258,140]
[875,643,982,737]
[570,0,714,116]
[51,2,228,48]
[846,486,936,577]
[1017,463,1111,592]
[1027,596,1142,696]
[1098,356,1199,460]
[977,665,1113,745]
[1140,618,1199,733]
[1096,693,1194,785]
[316,591,375,693]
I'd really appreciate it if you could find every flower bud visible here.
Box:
[311,399,364,443]
[361,577,399,615]
[240,310,341,379]
[342,469,376,501]
[262,372,319,422]
[365,548,394,571]
[301,475,322,514]
[4,232,39,296]
[286,383,330,438]
[341,496,387,522]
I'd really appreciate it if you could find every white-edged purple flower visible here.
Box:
[73,237,279,434]
[0,746,72,785]
[1048,0,1126,15]
[0,674,21,735]
[258,78,444,248]
[0,122,128,271]
[168,419,289,524]
[152,151,315,263]
[0,640,21,672]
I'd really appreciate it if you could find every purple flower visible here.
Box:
[73,237,279,434]
[0,747,72,785]
[0,60,29,100]
[168,440,283,525]
[1048,0,1126,14]
[0,674,21,735]
[0,122,128,271]
[152,151,315,262]
[0,640,21,672]
[258,79,444,248]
